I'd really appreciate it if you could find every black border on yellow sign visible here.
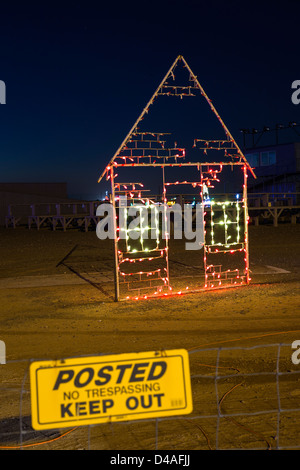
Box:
[30,349,193,430]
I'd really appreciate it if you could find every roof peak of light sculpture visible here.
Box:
[98,55,255,184]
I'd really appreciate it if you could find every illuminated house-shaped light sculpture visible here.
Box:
[98,55,256,301]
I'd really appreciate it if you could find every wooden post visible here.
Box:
[243,165,250,284]
[274,208,278,227]
[111,167,120,302]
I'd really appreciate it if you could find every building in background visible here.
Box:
[245,142,300,200]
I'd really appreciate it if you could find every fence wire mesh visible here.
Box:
[1,343,300,450]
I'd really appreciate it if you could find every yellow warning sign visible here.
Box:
[30,349,193,430]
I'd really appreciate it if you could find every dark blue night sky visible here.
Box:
[0,0,299,199]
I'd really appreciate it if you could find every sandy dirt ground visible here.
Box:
[0,224,300,450]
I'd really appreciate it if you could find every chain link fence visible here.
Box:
[1,343,300,450]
